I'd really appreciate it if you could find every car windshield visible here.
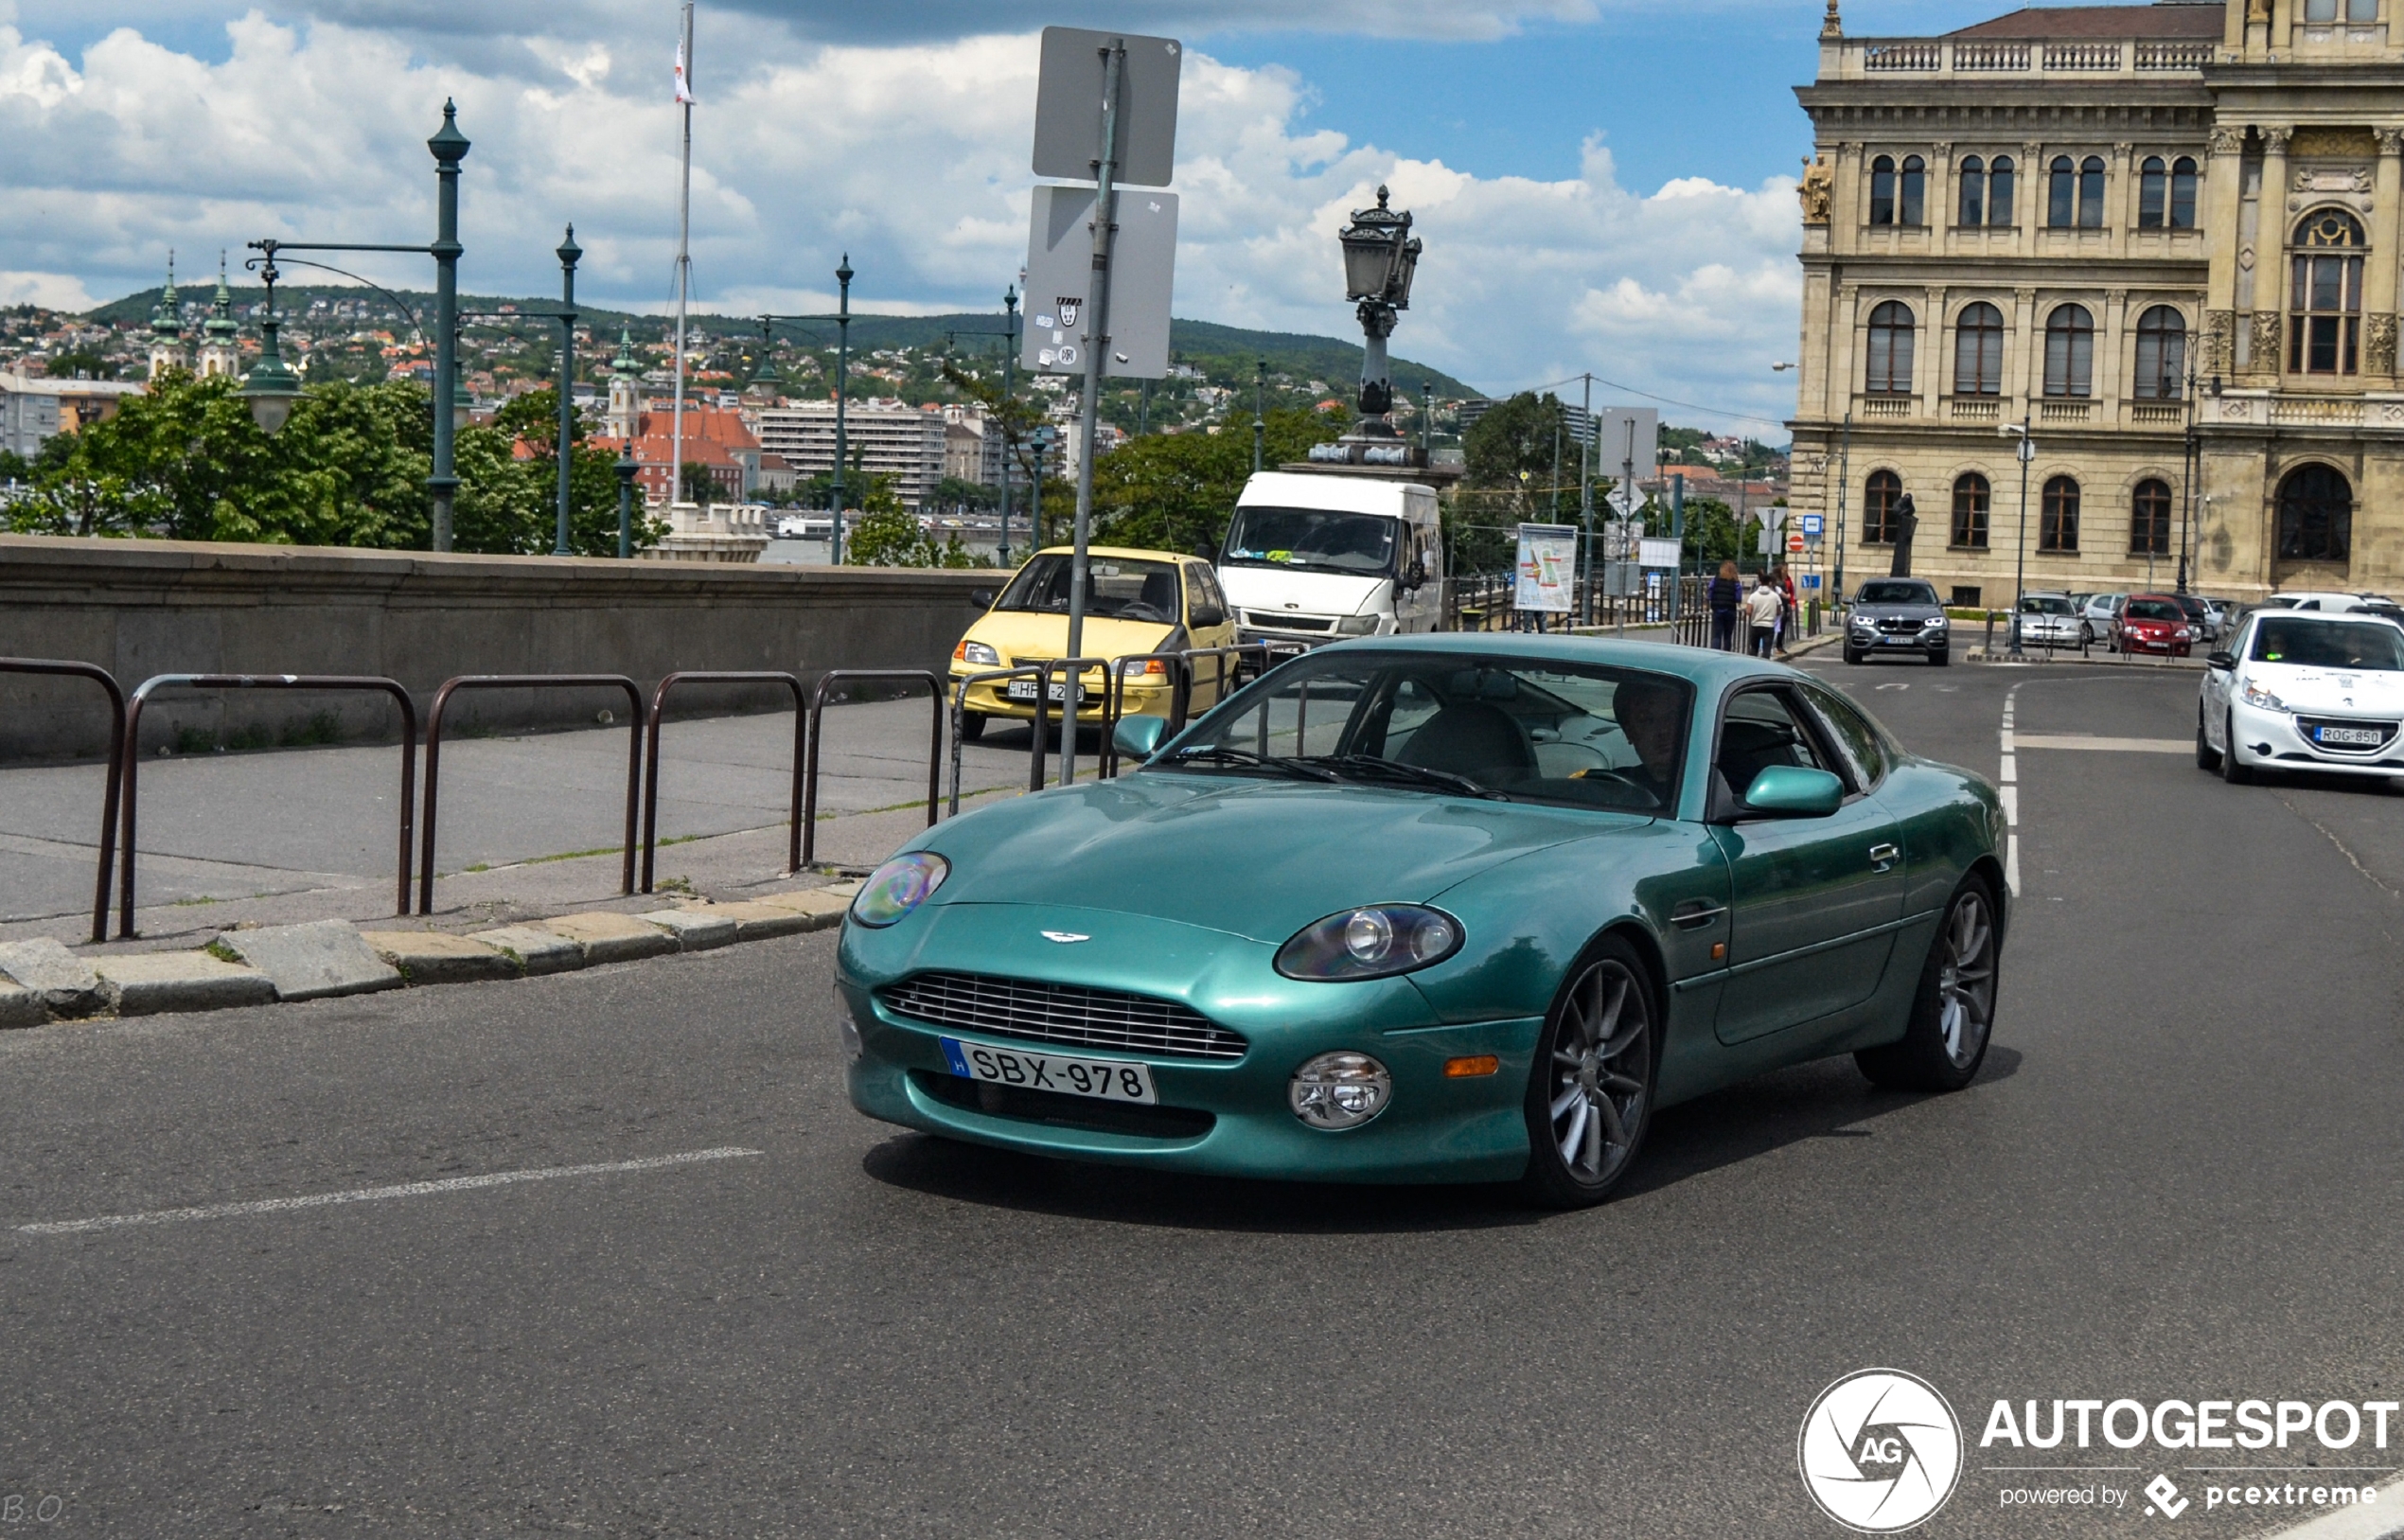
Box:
[1857,581,1937,606]
[1155,650,1693,813]
[2173,594,2209,620]
[994,554,1181,624]
[2124,599,2183,621]
[2249,618,2404,670]
[1221,506,1399,575]
[2024,596,2075,615]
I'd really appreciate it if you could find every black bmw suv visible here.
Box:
[1845,578,1951,665]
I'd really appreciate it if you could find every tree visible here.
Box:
[488,387,667,556]
[1087,406,1342,556]
[680,460,716,505]
[843,474,983,569]
[44,351,116,381]
[932,475,999,512]
[1450,391,1575,575]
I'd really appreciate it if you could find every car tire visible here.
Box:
[957,709,989,744]
[2220,710,2254,785]
[1855,874,2000,1093]
[1844,646,1865,665]
[1932,646,1951,667]
[1519,934,1659,1210]
[2195,706,2222,770]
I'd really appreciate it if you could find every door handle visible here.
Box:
[1669,899,1727,930]
[1867,842,1900,872]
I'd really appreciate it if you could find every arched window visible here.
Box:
[2079,156,2106,228]
[2044,304,2095,397]
[2048,156,2077,226]
[2289,209,2365,375]
[1952,473,1991,548]
[1989,155,2017,225]
[2134,307,2186,399]
[2139,157,2167,228]
[1865,300,1916,393]
[1864,470,1903,544]
[1870,155,1897,225]
[1957,155,1986,226]
[2041,476,2080,553]
[1900,154,1926,225]
[2276,464,2352,562]
[1953,301,2005,396]
[2170,157,2198,227]
[2130,479,2173,555]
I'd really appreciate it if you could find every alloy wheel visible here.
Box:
[1935,890,1996,1070]
[1548,959,1652,1185]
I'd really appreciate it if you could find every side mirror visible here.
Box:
[1112,714,1169,765]
[1742,765,1844,818]
[2206,649,2236,671]
[1190,605,1227,628]
[1404,561,1426,591]
[969,588,996,609]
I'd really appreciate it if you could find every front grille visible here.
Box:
[1876,616,1923,634]
[881,971,1248,1060]
[912,1071,1217,1140]
[1246,611,1334,632]
[2293,716,2399,753]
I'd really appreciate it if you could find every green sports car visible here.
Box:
[837,635,2007,1207]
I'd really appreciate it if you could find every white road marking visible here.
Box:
[1876,682,1910,691]
[2014,734,2190,753]
[16,1147,765,1235]
[2001,684,2023,896]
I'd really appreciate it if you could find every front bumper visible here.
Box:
[951,666,1178,723]
[1853,627,1948,654]
[2229,698,2404,777]
[2118,632,2190,655]
[837,904,1540,1184]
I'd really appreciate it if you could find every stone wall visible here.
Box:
[0,536,992,761]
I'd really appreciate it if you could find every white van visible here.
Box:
[1215,470,1443,644]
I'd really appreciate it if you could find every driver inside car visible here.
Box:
[1607,675,1685,809]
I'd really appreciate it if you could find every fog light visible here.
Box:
[1289,1052,1391,1129]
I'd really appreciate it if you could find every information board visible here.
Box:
[1514,523,1579,613]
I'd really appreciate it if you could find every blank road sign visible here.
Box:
[1593,407,1658,485]
[1033,27,1182,189]
[1022,184,1178,379]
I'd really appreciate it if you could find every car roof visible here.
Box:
[1304,632,1798,691]
[1032,544,1198,563]
[2245,606,2399,624]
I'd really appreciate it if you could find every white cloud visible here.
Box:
[0,269,97,309]
[0,10,1802,434]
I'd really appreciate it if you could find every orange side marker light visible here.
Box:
[1444,1054,1500,1078]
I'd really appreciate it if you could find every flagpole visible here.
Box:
[670,0,695,514]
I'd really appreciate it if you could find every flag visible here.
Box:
[674,38,695,104]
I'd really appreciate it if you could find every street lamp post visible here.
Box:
[241,100,469,550]
[1252,357,1265,474]
[553,225,580,558]
[2005,415,2035,659]
[831,255,853,564]
[945,287,1021,564]
[1335,186,1422,432]
[615,448,638,560]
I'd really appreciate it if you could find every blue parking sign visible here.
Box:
[1800,513,1825,538]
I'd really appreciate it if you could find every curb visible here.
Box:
[1964,646,2203,669]
[0,883,859,1028]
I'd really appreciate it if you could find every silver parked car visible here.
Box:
[2078,593,2127,645]
[2018,592,2085,649]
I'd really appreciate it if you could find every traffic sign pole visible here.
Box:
[1062,39,1124,666]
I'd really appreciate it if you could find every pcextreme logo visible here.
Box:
[1799,1369,1966,1532]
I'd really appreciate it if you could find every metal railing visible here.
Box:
[948,667,1045,816]
[1028,656,1107,789]
[802,670,945,869]
[642,670,804,893]
[420,675,642,914]
[2,658,128,943]
[1099,650,1193,780]
[119,673,416,938]
[1180,643,1274,711]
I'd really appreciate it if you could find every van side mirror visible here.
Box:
[1741,765,1844,818]
[2206,649,2236,671]
[1112,714,1168,764]
[1404,561,1426,592]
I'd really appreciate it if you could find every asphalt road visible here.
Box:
[3,655,2399,1538]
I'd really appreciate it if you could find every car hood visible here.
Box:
[964,611,1176,663]
[1853,603,1944,620]
[1216,564,1389,617]
[2245,663,2404,714]
[912,770,1630,943]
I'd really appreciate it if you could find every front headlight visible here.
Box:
[1335,614,1382,635]
[849,851,949,927]
[1289,1052,1392,1129]
[956,640,1000,667]
[2240,681,2288,712]
[1922,616,1949,631]
[1275,904,1462,980]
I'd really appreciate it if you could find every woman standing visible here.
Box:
[1708,560,1741,651]
[1743,575,1783,658]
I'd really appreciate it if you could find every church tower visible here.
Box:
[147,253,186,380]
[605,325,643,441]
[195,254,240,379]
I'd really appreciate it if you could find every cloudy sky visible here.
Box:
[0,0,2011,433]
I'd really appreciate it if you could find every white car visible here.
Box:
[2198,609,2404,784]
[2260,590,2404,620]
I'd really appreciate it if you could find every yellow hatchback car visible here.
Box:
[952,546,1239,740]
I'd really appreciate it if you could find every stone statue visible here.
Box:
[1799,154,1834,223]
[2248,0,2271,26]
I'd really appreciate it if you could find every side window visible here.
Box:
[1802,685,1889,790]
[1715,687,1828,801]
[1373,676,1443,760]
[1185,564,1229,626]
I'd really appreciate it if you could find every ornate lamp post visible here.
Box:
[1316,186,1424,467]
[615,448,639,560]
[238,253,303,435]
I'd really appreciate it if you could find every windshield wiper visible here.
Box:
[1156,745,1341,782]
[1302,753,1511,800]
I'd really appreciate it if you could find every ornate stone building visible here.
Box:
[146,255,186,380]
[1789,0,2403,603]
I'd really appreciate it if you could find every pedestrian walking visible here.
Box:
[1708,560,1741,651]
[1743,575,1782,658]
[1772,562,1797,656]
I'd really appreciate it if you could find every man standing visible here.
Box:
[1742,575,1782,658]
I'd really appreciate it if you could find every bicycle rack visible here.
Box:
[642,671,805,893]
[948,666,1045,816]
[1098,651,1193,779]
[420,675,642,914]
[1028,657,1106,790]
[1,658,127,943]
[118,673,416,939]
[802,670,945,869]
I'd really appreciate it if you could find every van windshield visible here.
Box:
[1222,506,1399,576]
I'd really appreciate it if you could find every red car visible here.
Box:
[2112,593,2198,657]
